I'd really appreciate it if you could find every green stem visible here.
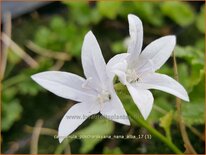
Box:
[127,109,183,154]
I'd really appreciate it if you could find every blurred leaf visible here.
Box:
[55,118,114,154]
[174,45,204,92]
[160,111,173,140]
[111,40,126,53]
[50,16,66,31]
[134,2,164,26]
[174,45,204,65]
[196,5,205,34]
[161,1,195,26]
[76,118,114,153]
[2,87,17,102]
[7,48,21,64]
[148,95,174,123]
[181,77,204,125]
[17,78,42,95]
[103,146,123,154]
[97,1,121,19]
[195,38,205,51]
[2,100,22,131]
[64,1,101,25]
[34,26,51,48]
[182,101,204,125]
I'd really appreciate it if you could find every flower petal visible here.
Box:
[127,14,143,57]
[139,35,176,71]
[138,73,189,102]
[31,71,95,102]
[127,84,154,120]
[107,53,129,74]
[58,102,99,143]
[81,31,107,88]
[106,53,129,84]
[100,90,130,125]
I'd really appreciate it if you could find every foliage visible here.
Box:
[2,1,205,154]
[161,1,195,27]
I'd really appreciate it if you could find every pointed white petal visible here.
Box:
[31,71,95,102]
[81,31,107,87]
[58,102,99,143]
[138,73,189,101]
[127,14,143,57]
[139,36,176,71]
[100,90,130,125]
[106,53,128,84]
[106,53,129,75]
[127,84,154,120]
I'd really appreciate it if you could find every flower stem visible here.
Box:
[115,83,183,153]
[127,109,183,154]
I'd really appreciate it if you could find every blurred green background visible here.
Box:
[1,1,205,154]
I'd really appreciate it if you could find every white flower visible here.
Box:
[31,31,130,143]
[107,14,189,120]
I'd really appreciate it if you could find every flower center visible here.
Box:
[97,90,111,104]
[126,69,139,83]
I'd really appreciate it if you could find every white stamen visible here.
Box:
[126,69,139,83]
[97,90,111,105]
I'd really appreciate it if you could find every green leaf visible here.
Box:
[111,40,126,53]
[55,118,114,154]
[148,95,174,123]
[50,16,66,31]
[76,118,114,153]
[65,1,101,25]
[17,78,42,95]
[159,111,173,141]
[97,1,121,19]
[182,101,204,125]
[174,45,204,92]
[103,146,123,154]
[181,77,205,125]
[7,48,21,64]
[2,87,18,102]
[2,100,22,131]
[174,45,204,66]
[161,1,195,26]
[196,5,205,34]
[133,2,164,26]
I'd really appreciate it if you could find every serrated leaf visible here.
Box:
[182,102,204,125]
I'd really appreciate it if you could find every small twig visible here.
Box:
[173,52,197,154]
[51,60,65,71]
[64,144,71,154]
[26,41,71,61]
[30,119,43,154]
[1,13,11,80]
[1,33,38,68]
[187,125,205,141]
[24,125,57,136]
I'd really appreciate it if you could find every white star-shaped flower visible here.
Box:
[107,14,189,120]
[32,31,130,143]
